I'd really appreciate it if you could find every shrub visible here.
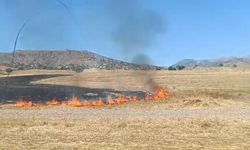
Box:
[168,66,176,70]
[18,66,24,70]
[73,65,84,73]
[176,65,185,70]
[219,63,224,67]
[5,68,13,75]
[193,65,198,69]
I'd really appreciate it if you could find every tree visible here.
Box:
[73,65,84,73]
[168,66,176,70]
[193,65,199,69]
[5,68,13,76]
[176,65,185,70]
[233,64,237,68]
[219,63,224,67]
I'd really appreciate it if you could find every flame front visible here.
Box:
[16,100,33,107]
[15,87,170,108]
[153,87,170,100]
[116,95,126,104]
[67,95,82,107]
[91,99,104,107]
[47,99,61,106]
[107,95,116,106]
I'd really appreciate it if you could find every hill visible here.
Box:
[0,50,163,72]
[173,56,250,69]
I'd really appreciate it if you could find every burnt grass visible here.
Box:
[0,75,146,104]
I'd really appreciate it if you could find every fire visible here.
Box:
[14,87,170,108]
[91,99,104,107]
[47,99,61,106]
[67,95,82,107]
[16,100,33,107]
[129,96,138,102]
[106,95,116,106]
[82,101,90,107]
[116,95,126,105]
[153,87,170,100]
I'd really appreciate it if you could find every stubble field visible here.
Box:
[0,69,250,149]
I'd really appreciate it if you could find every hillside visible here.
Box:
[174,56,250,69]
[0,50,163,72]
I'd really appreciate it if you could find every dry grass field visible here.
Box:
[1,69,250,149]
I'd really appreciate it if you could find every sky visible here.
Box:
[1,0,250,66]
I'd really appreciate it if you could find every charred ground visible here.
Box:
[0,74,146,104]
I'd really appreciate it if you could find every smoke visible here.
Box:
[107,0,166,55]
[132,54,152,65]
[105,0,166,91]
[6,0,166,91]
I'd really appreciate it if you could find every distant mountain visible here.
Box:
[173,56,250,68]
[0,50,163,72]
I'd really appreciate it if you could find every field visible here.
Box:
[1,69,250,149]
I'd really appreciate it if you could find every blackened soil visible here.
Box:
[0,75,146,104]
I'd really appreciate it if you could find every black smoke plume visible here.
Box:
[106,0,167,91]
[107,0,166,54]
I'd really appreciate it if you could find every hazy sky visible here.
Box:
[1,0,250,66]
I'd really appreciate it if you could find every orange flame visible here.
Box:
[16,100,33,107]
[46,99,61,106]
[91,99,104,107]
[82,100,90,107]
[129,96,137,102]
[153,87,170,100]
[106,95,116,106]
[67,95,82,107]
[96,97,104,107]
[116,95,127,105]
[14,87,170,108]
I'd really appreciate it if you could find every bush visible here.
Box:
[193,65,198,69]
[219,63,224,67]
[168,66,176,70]
[18,66,25,70]
[5,68,13,75]
[73,65,84,73]
[176,65,185,70]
